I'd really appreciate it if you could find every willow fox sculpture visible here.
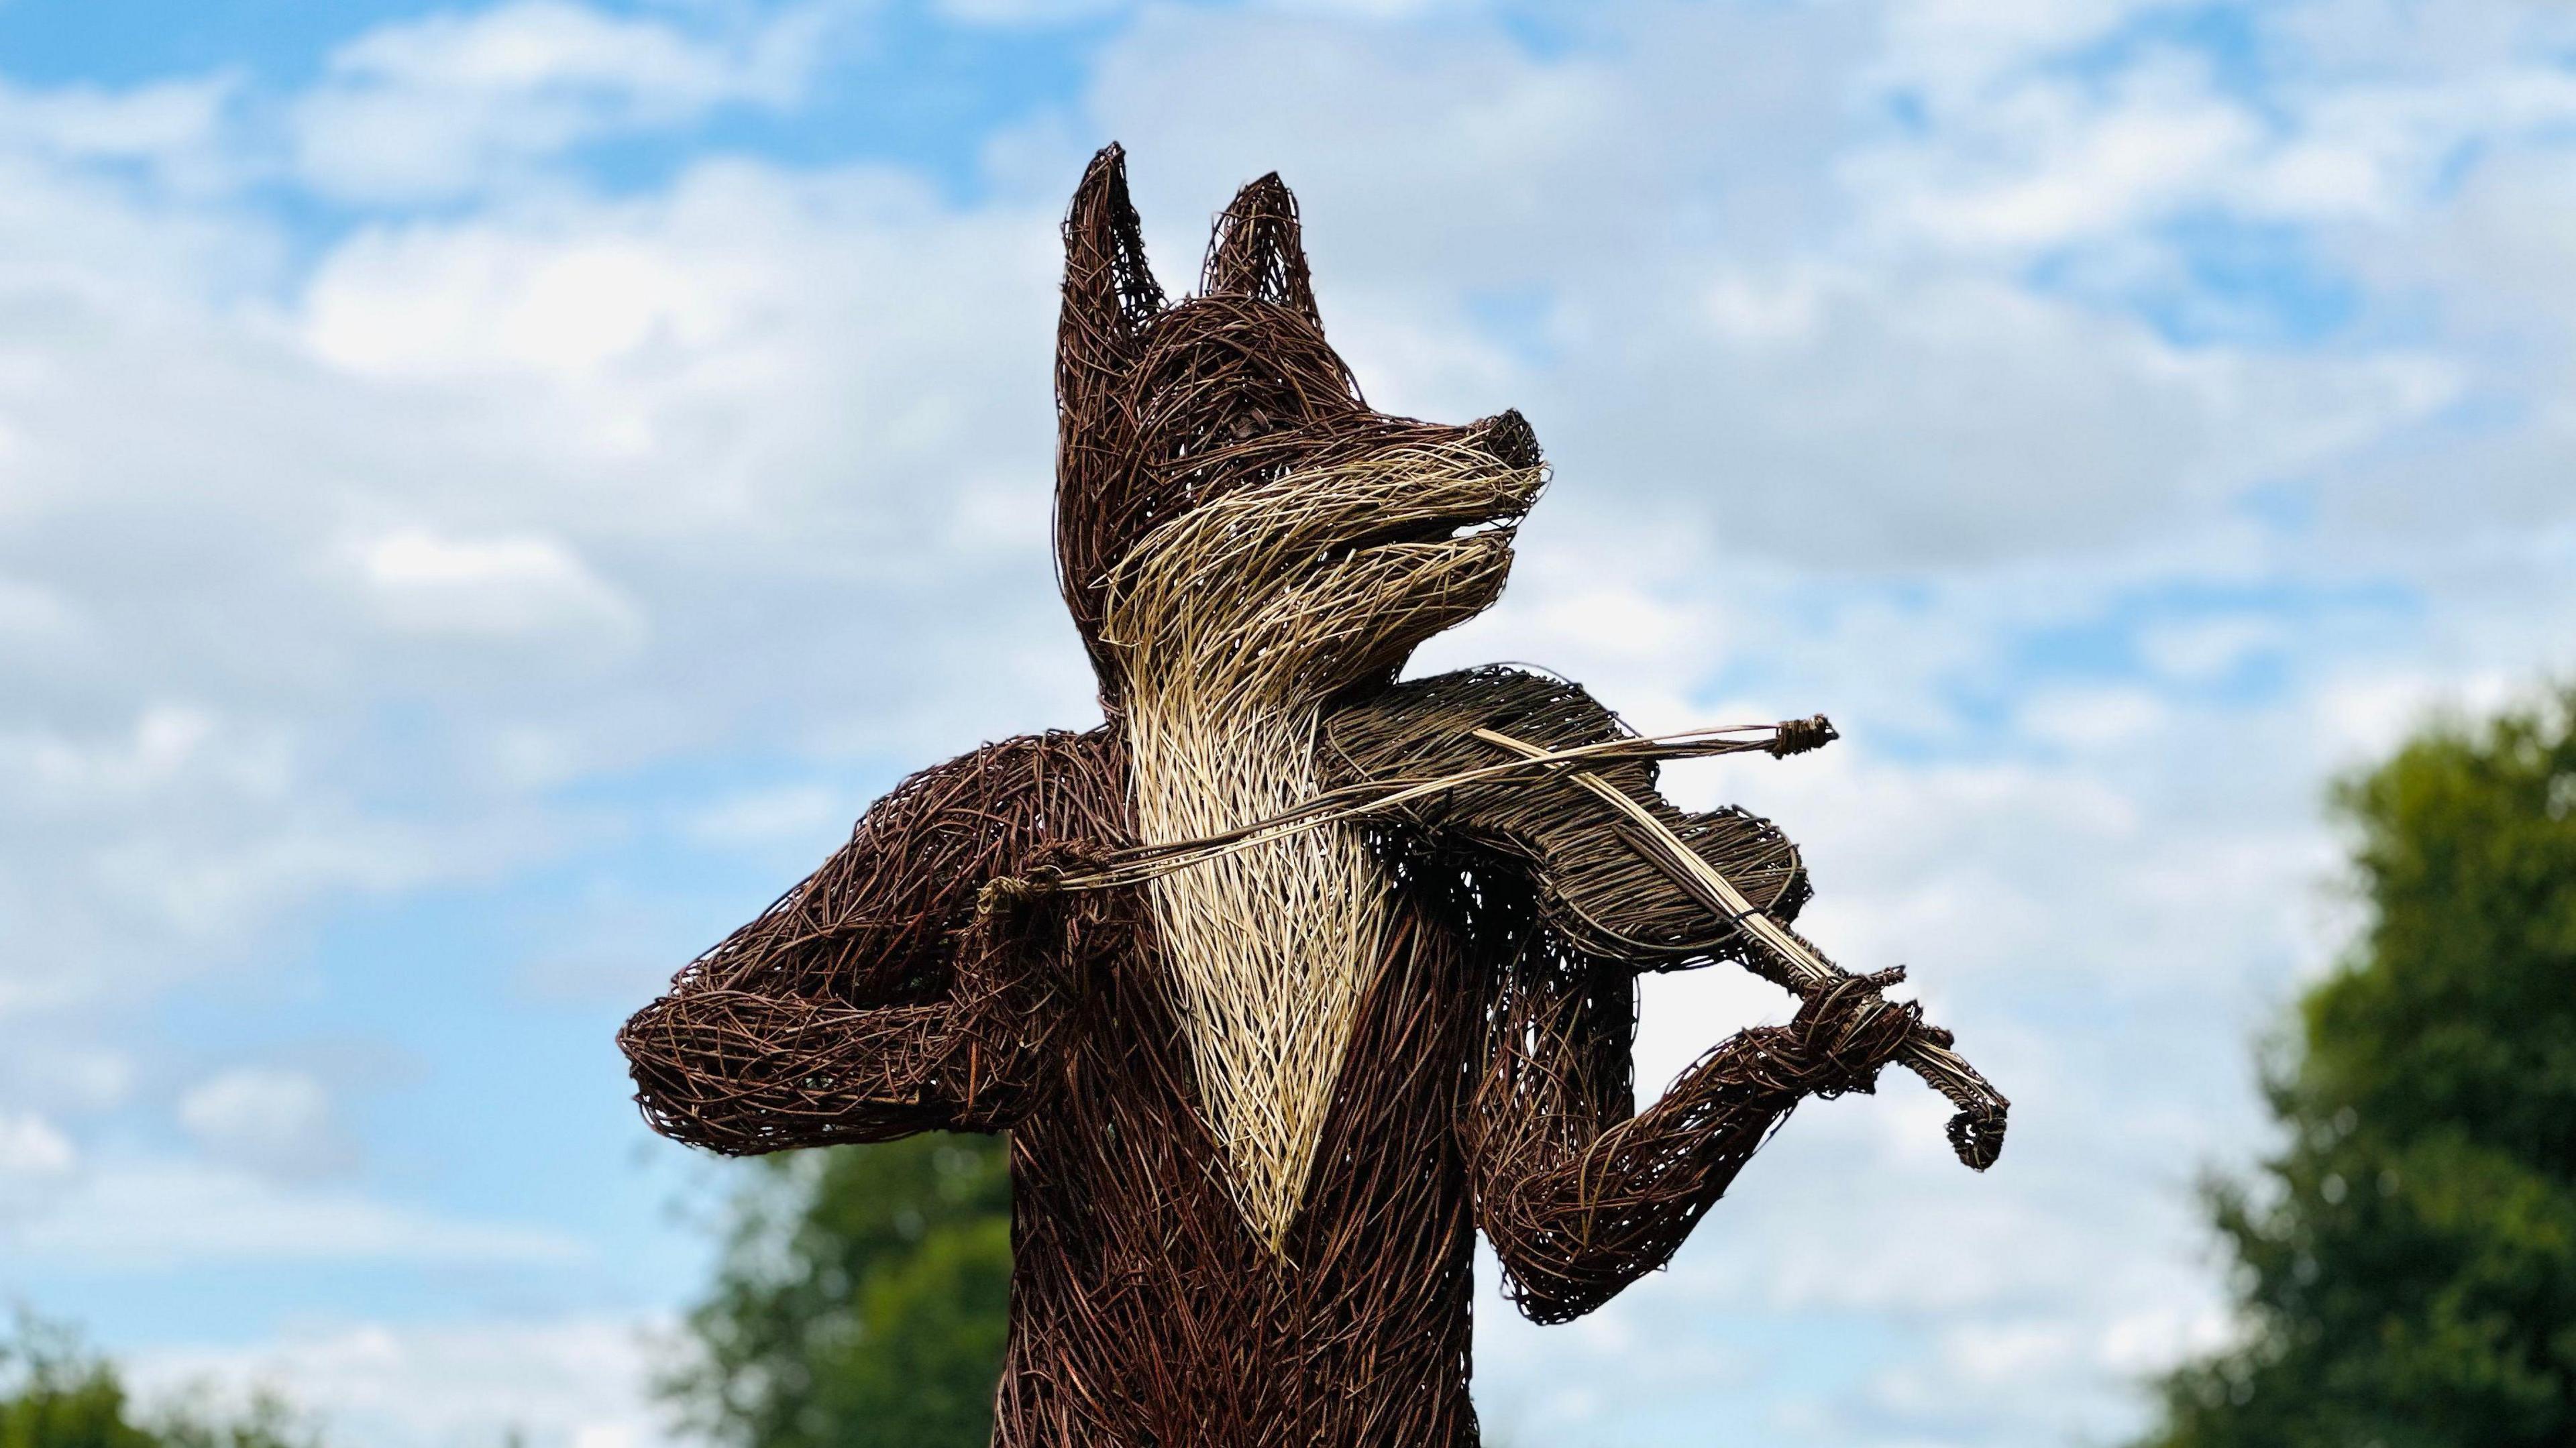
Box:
[621,144,2006,1446]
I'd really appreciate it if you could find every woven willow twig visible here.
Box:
[1468,726,2009,1170]
[619,144,2007,1447]
[983,718,1815,897]
[1098,442,1547,1247]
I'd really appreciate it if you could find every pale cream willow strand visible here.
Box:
[985,722,1813,897]
[1099,445,1536,1250]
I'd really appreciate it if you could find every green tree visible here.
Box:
[2139,689,2576,1448]
[662,1133,1013,1448]
[0,1313,311,1448]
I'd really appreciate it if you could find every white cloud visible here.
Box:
[129,1315,672,1448]
[290,1,843,201]
[0,573,78,642]
[356,528,641,642]
[2,705,256,810]
[0,698,544,1016]
[0,1044,134,1116]
[2310,151,2576,542]
[1067,7,2463,570]
[0,1107,76,1190]
[13,1158,582,1269]
[1863,51,2268,253]
[2021,685,2171,749]
[2138,615,2287,683]
[685,783,845,848]
[286,160,1072,557]
[178,1066,351,1181]
[305,231,743,382]
[0,74,241,193]
[1575,266,2449,566]
[938,0,1129,25]
[1877,0,2161,103]
[0,115,1086,1021]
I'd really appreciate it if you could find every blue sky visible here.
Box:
[1,1,2572,1445]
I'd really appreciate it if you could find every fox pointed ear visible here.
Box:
[1060,144,1165,389]
[1056,144,1165,698]
[1202,172,1320,326]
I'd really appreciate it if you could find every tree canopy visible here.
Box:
[0,1315,310,1448]
[661,1133,1013,1448]
[2139,689,2576,1447]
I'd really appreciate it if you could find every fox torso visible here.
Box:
[1002,736,1489,1442]
[1009,147,1549,1441]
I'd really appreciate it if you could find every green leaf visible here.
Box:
[2137,687,2576,1448]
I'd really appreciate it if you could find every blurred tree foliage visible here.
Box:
[662,1133,1012,1448]
[0,1313,312,1448]
[2139,689,2576,1448]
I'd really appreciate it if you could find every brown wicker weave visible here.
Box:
[620,144,2004,1446]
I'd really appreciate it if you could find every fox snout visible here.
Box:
[1099,434,1545,706]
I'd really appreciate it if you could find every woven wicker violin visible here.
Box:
[619,144,2006,1447]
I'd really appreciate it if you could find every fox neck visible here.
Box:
[1122,683,1395,1255]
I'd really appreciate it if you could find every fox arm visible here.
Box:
[1324,667,1911,1321]
[1460,937,1915,1323]
[1461,946,1811,1323]
[617,730,1124,1153]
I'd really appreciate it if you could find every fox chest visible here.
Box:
[1020,849,1484,1294]
[1116,706,1403,1250]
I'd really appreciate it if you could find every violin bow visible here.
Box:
[1469,726,2010,1171]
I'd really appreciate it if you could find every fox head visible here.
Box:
[1053,145,1546,718]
